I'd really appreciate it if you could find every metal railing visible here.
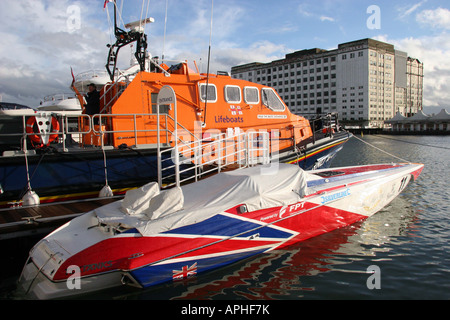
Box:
[157,130,270,189]
[1,111,342,157]
[0,110,204,152]
[306,112,341,144]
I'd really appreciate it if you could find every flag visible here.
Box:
[172,262,197,280]
[69,67,84,111]
[103,0,114,10]
[70,67,75,86]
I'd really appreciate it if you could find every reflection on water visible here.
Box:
[167,196,420,300]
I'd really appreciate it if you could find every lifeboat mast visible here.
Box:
[105,0,153,81]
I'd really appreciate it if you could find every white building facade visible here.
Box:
[231,38,423,128]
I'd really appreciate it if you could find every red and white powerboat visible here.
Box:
[18,162,423,299]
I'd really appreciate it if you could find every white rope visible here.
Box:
[351,134,410,163]
[139,0,145,26]
[113,0,125,30]
[162,0,168,62]
[105,6,114,44]
[145,0,151,30]
[374,134,450,150]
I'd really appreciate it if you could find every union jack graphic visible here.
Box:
[172,262,197,280]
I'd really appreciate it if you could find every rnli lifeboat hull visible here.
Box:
[0,131,350,207]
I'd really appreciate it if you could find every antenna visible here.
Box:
[202,0,214,127]
[124,17,154,32]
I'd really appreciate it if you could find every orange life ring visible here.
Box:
[26,115,60,147]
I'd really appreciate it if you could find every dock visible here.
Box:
[0,197,119,240]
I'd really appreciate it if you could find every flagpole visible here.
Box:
[70,67,85,113]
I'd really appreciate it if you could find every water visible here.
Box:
[1,134,449,301]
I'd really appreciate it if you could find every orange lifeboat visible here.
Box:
[94,65,313,156]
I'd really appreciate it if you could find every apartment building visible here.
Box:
[231,38,423,128]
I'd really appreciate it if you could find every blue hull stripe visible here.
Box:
[162,214,293,239]
[130,247,268,287]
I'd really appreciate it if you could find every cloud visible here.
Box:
[298,3,335,22]
[366,8,450,110]
[213,41,287,70]
[150,2,247,63]
[169,40,288,75]
[298,4,313,17]
[416,7,450,30]
[377,33,450,108]
[320,16,335,22]
[398,0,427,19]
[0,0,110,107]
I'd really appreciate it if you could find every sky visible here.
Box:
[0,0,449,114]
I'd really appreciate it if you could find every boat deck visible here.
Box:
[0,197,118,240]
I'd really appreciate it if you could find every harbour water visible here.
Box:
[1,134,449,300]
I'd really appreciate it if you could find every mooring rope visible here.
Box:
[373,134,450,150]
[351,134,410,163]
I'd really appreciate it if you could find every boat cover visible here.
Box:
[95,163,307,236]
[120,181,161,215]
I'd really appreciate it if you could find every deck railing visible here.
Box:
[157,130,270,188]
[0,111,202,160]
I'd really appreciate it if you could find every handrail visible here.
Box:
[42,93,77,102]
[92,112,202,149]
[1,111,276,184]
[75,69,109,81]
[0,112,193,150]
[99,79,131,114]
[158,130,270,189]
[0,113,89,155]
[0,113,91,137]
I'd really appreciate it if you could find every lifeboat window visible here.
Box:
[199,83,217,103]
[151,93,169,114]
[224,85,241,103]
[261,88,285,112]
[244,86,259,104]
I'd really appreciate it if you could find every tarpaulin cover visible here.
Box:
[95,163,307,236]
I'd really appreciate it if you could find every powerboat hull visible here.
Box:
[18,162,423,299]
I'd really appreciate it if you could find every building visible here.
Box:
[231,38,424,128]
